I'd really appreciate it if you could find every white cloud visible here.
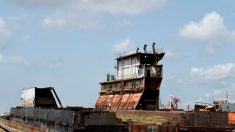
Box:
[42,11,101,30]
[0,54,29,65]
[115,19,133,29]
[179,12,235,53]
[165,50,178,59]
[177,78,188,85]
[42,0,165,29]
[9,0,65,7]
[112,38,133,52]
[174,63,235,103]
[0,17,11,50]
[202,89,225,101]
[0,54,7,64]
[70,0,165,15]
[191,63,235,80]
[9,56,29,65]
[43,16,65,28]
[200,85,235,102]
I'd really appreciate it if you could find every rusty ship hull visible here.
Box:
[0,107,127,132]
[1,43,235,131]
[2,109,235,132]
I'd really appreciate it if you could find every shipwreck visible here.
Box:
[96,43,165,111]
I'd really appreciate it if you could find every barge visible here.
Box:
[1,43,235,132]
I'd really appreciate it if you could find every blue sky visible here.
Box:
[0,0,235,112]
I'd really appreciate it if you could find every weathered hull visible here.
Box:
[0,118,45,132]
[5,107,128,132]
[2,110,235,132]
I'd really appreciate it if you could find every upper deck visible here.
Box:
[104,43,165,82]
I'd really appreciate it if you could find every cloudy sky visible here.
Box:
[0,0,235,112]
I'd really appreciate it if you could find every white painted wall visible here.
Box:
[21,88,35,107]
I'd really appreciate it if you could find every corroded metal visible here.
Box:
[21,87,62,108]
[228,113,235,125]
[7,107,127,131]
[2,87,128,132]
[96,43,165,110]
[96,93,143,110]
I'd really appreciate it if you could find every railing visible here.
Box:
[156,48,164,54]
[115,51,136,58]
[115,48,164,58]
[195,102,212,106]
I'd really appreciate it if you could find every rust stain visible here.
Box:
[96,92,142,110]
[111,94,120,110]
[131,93,142,109]
[117,93,129,110]
[228,112,235,124]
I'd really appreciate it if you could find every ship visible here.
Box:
[96,43,165,111]
[94,42,235,131]
[1,42,235,132]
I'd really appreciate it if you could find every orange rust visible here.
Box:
[96,92,142,111]
[0,118,43,132]
[228,112,235,124]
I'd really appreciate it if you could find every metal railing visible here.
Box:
[115,48,164,58]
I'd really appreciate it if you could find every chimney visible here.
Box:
[136,47,139,53]
[152,42,156,54]
[143,44,147,53]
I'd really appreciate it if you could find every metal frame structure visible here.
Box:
[96,43,165,110]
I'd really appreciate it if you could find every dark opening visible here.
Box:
[35,88,58,108]
[137,90,159,110]
[147,70,150,77]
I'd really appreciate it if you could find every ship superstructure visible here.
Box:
[96,43,165,110]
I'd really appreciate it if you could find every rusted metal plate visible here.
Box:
[117,93,130,110]
[122,94,133,110]
[106,95,114,106]
[128,93,142,110]
[184,112,228,127]
[96,92,143,111]
[228,112,235,124]
[96,94,109,109]
[145,78,162,90]
[110,94,120,110]
[11,108,75,126]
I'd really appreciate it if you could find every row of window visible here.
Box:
[117,57,139,67]
[101,80,144,91]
